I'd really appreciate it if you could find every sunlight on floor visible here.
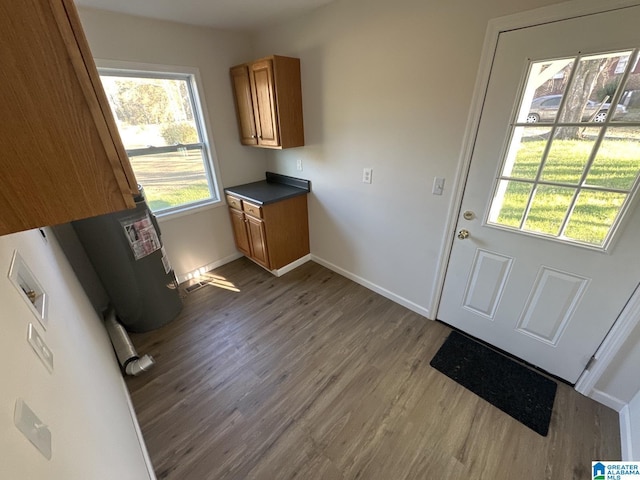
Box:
[183,271,240,293]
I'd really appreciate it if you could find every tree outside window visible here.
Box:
[99,67,219,214]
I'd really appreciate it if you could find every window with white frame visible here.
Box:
[487,49,640,250]
[99,66,220,215]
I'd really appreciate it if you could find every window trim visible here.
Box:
[96,59,223,218]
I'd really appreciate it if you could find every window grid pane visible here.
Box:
[488,48,640,248]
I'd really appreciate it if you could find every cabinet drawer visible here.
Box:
[242,201,263,218]
[226,194,242,210]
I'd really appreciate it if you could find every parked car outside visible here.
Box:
[526,94,627,123]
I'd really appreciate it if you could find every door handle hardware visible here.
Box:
[458,229,470,240]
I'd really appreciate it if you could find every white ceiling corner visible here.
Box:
[74,0,336,30]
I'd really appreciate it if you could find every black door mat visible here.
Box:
[430,331,557,436]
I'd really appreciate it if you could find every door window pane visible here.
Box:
[559,52,631,125]
[564,191,627,245]
[504,127,551,179]
[540,134,599,184]
[524,186,575,236]
[488,48,640,249]
[518,59,573,124]
[585,128,640,190]
[488,180,534,228]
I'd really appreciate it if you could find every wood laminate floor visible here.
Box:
[126,259,620,480]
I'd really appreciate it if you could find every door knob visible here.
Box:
[458,229,470,240]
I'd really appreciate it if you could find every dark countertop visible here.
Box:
[224,172,310,205]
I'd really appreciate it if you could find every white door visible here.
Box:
[438,6,640,383]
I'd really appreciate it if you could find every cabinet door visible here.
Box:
[249,60,280,147]
[228,208,251,257]
[0,0,137,236]
[230,65,258,146]
[246,215,270,268]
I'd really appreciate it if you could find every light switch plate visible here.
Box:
[28,324,53,373]
[432,177,445,195]
[14,398,52,460]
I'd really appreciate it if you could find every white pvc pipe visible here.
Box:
[104,308,155,376]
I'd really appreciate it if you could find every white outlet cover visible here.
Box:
[362,168,373,184]
[28,324,53,373]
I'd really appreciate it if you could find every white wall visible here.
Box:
[253,0,570,316]
[0,229,151,479]
[626,388,640,459]
[78,7,267,279]
[594,309,640,408]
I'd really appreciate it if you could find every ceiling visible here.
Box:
[75,0,336,31]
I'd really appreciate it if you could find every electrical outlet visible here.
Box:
[362,168,373,184]
[296,159,303,171]
[27,324,53,373]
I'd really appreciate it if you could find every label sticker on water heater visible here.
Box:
[121,212,161,261]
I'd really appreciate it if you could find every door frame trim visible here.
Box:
[431,0,640,392]
[574,284,640,401]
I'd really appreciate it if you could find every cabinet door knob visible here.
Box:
[251,135,256,139]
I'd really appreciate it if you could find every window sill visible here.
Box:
[155,199,225,223]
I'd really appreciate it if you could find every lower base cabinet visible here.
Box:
[226,193,309,271]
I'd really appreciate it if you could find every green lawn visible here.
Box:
[495,133,640,245]
[128,149,212,212]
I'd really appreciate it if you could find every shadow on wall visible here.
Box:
[298,45,325,146]
[50,223,109,315]
[308,191,361,271]
[596,311,640,403]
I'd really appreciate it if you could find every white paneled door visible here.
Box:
[438,6,640,383]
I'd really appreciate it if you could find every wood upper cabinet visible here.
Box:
[0,0,138,236]
[230,56,304,149]
[230,65,259,146]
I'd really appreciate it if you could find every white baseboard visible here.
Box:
[272,254,311,277]
[175,252,243,284]
[310,255,431,319]
[619,405,633,461]
[120,377,157,480]
[589,388,627,412]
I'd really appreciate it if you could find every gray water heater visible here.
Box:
[72,188,182,332]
